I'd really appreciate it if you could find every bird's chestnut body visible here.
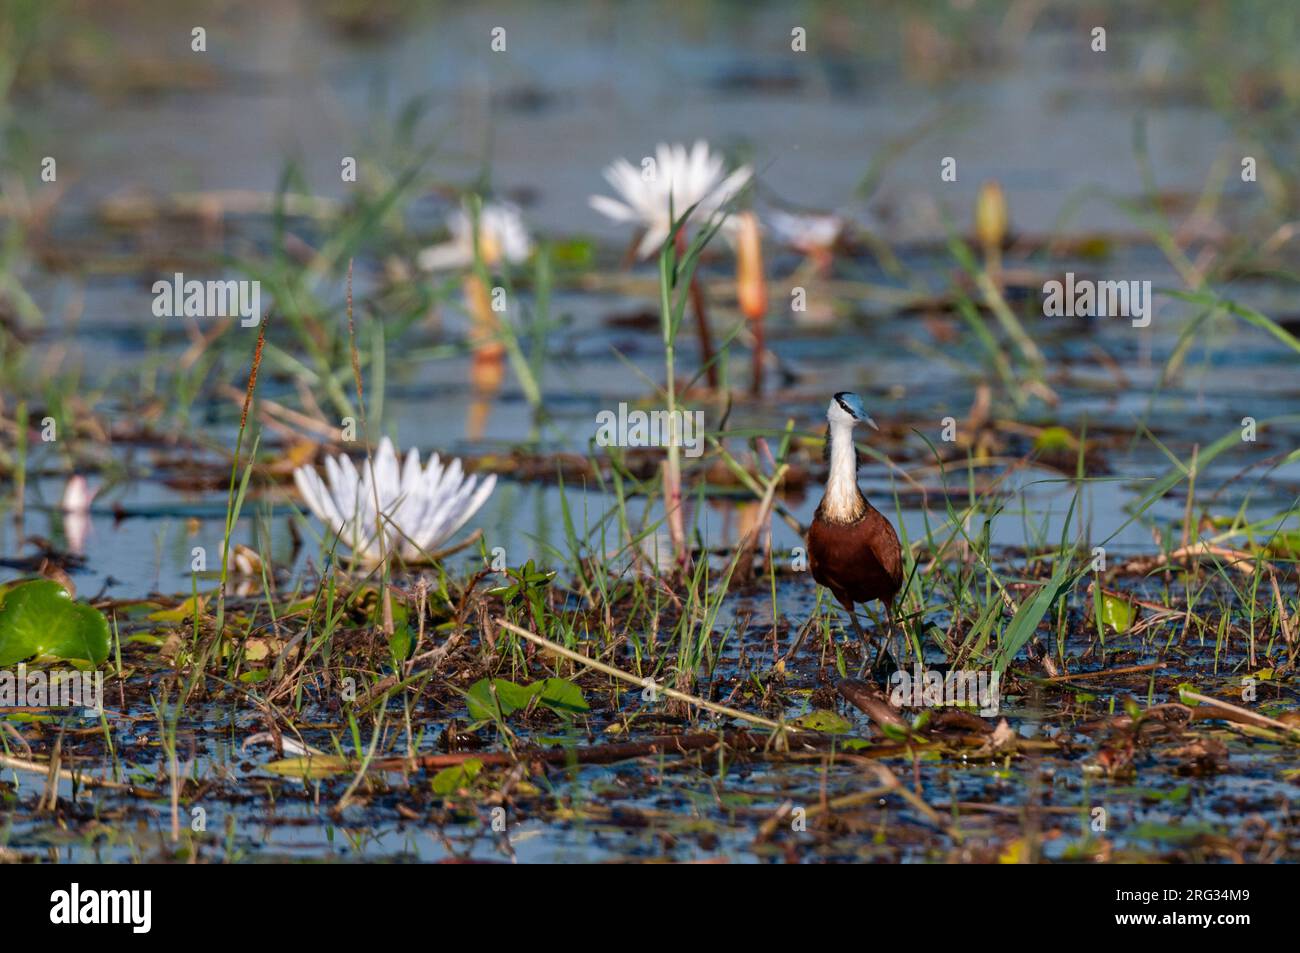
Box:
[806,393,903,650]
[808,493,902,613]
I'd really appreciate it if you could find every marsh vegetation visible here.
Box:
[0,1,1297,863]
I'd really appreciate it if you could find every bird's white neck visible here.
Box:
[823,418,865,523]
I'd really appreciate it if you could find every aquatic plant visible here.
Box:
[766,209,843,255]
[418,200,532,271]
[589,140,751,258]
[0,579,110,666]
[292,436,496,564]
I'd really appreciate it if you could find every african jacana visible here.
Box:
[807,392,903,664]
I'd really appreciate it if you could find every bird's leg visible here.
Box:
[846,606,873,658]
[873,602,895,671]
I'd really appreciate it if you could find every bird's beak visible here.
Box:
[863,415,879,431]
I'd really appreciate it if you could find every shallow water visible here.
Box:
[6,577,1297,864]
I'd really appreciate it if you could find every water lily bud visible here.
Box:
[463,273,505,364]
[735,211,767,319]
[471,349,505,394]
[975,180,1007,251]
[476,230,502,268]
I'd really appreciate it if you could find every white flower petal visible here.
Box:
[292,440,496,565]
[593,141,750,259]
[418,242,472,271]
[636,225,670,259]
[441,473,497,542]
[589,194,640,224]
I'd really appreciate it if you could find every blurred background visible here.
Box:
[9,1,1299,233]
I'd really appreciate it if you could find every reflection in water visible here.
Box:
[464,275,505,442]
[60,475,96,557]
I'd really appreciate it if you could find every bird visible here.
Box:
[806,392,903,666]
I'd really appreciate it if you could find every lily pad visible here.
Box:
[466,678,544,721]
[538,677,589,714]
[1097,592,1137,633]
[147,594,206,623]
[1265,531,1300,558]
[1033,426,1076,453]
[431,758,483,795]
[0,580,110,666]
[465,676,589,720]
[794,709,853,734]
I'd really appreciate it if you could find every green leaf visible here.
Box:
[550,238,593,268]
[0,580,111,666]
[465,678,543,721]
[1033,426,1076,453]
[993,559,1076,674]
[793,709,853,734]
[147,594,206,622]
[1167,290,1300,358]
[431,758,483,795]
[1266,531,1300,559]
[389,626,413,665]
[537,677,589,715]
[1097,593,1137,633]
[262,755,352,779]
[879,722,912,742]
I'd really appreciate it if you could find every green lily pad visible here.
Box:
[1033,426,1076,453]
[538,677,589,714]
[793,709,853,734]
[0,580,110,666]
[1097,592,1137,633]
[465,676,589,721]
[431,758,483,795]
[466,678,544,721]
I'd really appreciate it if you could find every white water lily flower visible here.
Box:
[418,200,532,271]
[767,210,844,253]
[292,437,496,564]
[589,140,752,258]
